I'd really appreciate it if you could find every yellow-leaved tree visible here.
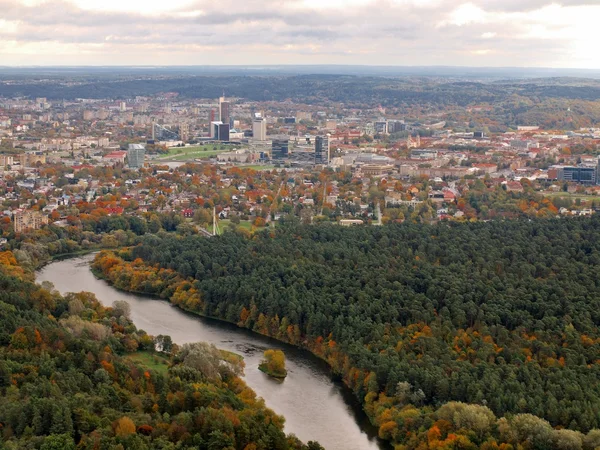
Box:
[259,349,287,379]
[114,416,136,437]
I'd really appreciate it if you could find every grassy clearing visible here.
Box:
[157,146,230,161]
[218,219,262,234]
[164,145,209,156]
[126,351,170,375]
[243,165,275,171]
[169,149,224,161]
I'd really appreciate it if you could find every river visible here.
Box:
[36,254,386,450]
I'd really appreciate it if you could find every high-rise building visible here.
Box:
[127,144,146,169]
[271,137,290,159]
[179,123,189,142]
[252,117,267,141]
[119,101,127,112]
[209,109,217,137]
[219,96,230,125]
[387,120,406,133]
[14,210,48,233]
[211,122,230,141]
[219,123,230,142]
[314,135,330,165]
[375,121,388,134]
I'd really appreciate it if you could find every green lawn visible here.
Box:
[543,192,600,202]
[243,165,275,171]
[157,146,231,161]
[126,351,170,375]
[164,145,209,157]
[164,148,225,161]
[173,151,223,161]
[218,219,265,234]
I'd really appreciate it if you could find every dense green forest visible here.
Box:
[94,217,600,449]
[2,74,600,104]
[0,251,323,450]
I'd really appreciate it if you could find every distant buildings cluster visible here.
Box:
[548,157,600,185]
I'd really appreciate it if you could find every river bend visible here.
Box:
[36,254,385,450]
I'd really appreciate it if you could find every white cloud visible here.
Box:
[0,0,598,68]
[298,0,371,9]
[70,0,196,14]
[0,19,20,33]
[445,3,487,26]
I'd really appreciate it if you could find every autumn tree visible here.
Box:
[114,416,136,437]
[259,349,287,378]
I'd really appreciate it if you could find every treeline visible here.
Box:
[5,212,191,270]
[93,217,600,448]
[2,74,600,115]
[0,251,322,450]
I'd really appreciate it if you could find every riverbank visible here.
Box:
[91,261,341,376]
[90,251,389,444]
[34,247,119,271]
[3,254,311,450]
[37,254,386,450]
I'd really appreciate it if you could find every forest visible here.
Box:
[94,217,600,449]
[0,250,323,450]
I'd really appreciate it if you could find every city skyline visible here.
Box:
[0,0,598,69]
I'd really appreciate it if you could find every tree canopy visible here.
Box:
[95,216,600,448]
[0,250,319,450]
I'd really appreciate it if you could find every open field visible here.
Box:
[218,219,253,233]
[218,219,267,234]
[158,146,226,161]
[543,191,600,203]
[242,165,275,171]
[125,351,170,375]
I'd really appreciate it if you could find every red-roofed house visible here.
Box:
[506,181,524,193]
[472,163,497,174]
[443,191,456,202]
[103,151,127,164]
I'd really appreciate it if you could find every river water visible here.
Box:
[36,254,386,450]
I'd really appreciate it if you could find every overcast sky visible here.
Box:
[0,0,598,68]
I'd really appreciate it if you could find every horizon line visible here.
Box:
[0,64,599,70]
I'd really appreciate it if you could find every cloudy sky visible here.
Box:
[0,0,598,68]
